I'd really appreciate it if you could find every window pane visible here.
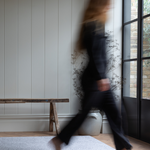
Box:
[143,0,150,16]
[143,17,150,57]
[123,61,137,98]
[124,0,138,23]
[124,22,137,60]
[142,59,150,99]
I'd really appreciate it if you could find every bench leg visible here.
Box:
[49,102,54,132]
[52,103,60,134]
[49,102,60,134]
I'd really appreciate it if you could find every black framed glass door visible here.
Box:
[122,0,150,143]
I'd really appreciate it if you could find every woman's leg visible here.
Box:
[100,90,132,150]
[57,91,104,145]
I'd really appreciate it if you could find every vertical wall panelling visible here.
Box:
[105,0,114,87]
[0,0,5,114]
[18,0,32,114]
[105,0,114,32]
[5,0,18,114]
[113,0,122,110]
[105,0,114,97]
[57,0,71,114]
[102,0,115,133]
[70,0,85,114]
[44,0,58,114]
[32,0,45,114]
[105,0,114,80]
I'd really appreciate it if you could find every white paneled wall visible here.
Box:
[5,0,18,114]
[0,0,87,131]
[0,0,122,132]
[57,0,71,114]
[70,0,85,114]
[114,0,122,110]
[103,0,122,133]
[0,0,5,114]
[31,0,45,114]
[18,0,32,114]
[44,0,58,114]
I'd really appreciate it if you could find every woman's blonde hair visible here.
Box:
[74,0,110,59]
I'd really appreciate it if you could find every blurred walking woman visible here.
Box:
[50,0,132,150]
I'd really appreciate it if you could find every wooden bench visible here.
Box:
[0,98,69,134]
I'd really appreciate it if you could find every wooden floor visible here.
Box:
[93,134,150,150]
[0,132,150,150]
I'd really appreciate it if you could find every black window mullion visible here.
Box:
[142,57,150,60]
[123,58,137,62]
[121,0,125,105]
[137,0,143,139]
[123,18,138,26]
[143,13,150,19]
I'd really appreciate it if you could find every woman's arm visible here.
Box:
[84,22,110,91]
[91,34,107,80]
[91,34,110,91]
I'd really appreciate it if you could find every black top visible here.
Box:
[83,21,107,80]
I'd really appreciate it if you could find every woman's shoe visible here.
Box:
[48,137,62,150]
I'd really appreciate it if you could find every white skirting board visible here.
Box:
[0,114,73,132]
[0,114,112,134]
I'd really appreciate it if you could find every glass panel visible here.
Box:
[124,22,137,60]
[143,0,150,16]
[142,59,150,99]
[123,61,137,98]
[143,17,150,57]
[124,0,138,23]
